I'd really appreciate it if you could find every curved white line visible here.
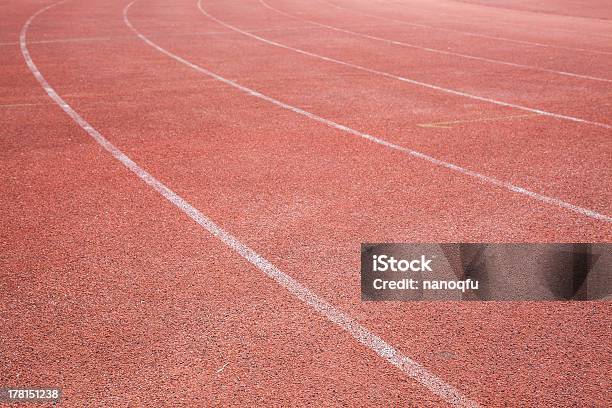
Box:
[321,0,612,56]
[126,0,610,221]
[197,0,611,130]
[258,0,611,83]
[20,2,481,407]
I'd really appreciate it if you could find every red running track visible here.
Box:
[1,0,611,406]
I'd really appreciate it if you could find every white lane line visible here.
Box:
[197,1,611,130]
[320,0,612,56]
[0,25,325,47]
[0,102,53,108]
[258,0,611,83]
[127,1,610,222]
[0,35,119,46]
[20,2,480,407]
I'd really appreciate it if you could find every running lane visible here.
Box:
[262,0,612,82]
[3,2,469,407]
[384,0,612,47]
[205,0,612,125]
[161,0,612,216]
[4,0,611,407]
[321,0,612,55]
[449,0,612,20]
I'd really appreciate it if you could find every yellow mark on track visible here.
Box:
[418,113,541,128]
[0,102,51,108]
